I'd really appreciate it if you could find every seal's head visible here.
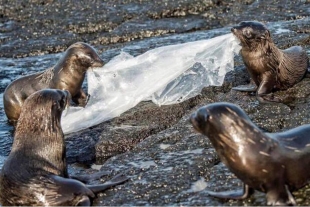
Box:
[65,42,104,69]
[231,21,271,50]
[190,102,250,135]
[190,102,306,206]
[15,89,71,138]
[190,102,260,154]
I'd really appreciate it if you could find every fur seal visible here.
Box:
[231,21,309,103]
[3,42,104,123]
[190,102,310,205]
[0,89,127,206]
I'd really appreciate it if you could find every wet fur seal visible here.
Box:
[190,102,310,205]
[231,21,309,103]
[0,89,128,206]
[3,42,104,123]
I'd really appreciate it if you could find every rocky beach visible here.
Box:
[0,0,310,205]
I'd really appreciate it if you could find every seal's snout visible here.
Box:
[63,89,70,98]
[196,108,209,123]
[92,56,104,67]
[60,90,71,117]
[190,108,209,133]
[231,27,236,33]
[63,90,71,109]
[190,112,200,132]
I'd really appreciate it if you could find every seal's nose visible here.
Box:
[231,27,237,33]
[190,112,200,132]
[196,108,209,123]
[63,90,72,108]
[190,107,209,132]
[92,56,104,67]
[190,112,197,125]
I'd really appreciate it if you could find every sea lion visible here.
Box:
[231,21,309,103]
[190,102,310,205]
[3,42,104,123]
[0,89,128,206]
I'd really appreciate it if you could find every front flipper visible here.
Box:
[205,184,254,200]
[257,77,282,103]
[87,173,129,194]
[232,79,257,92]
[266,185,296,206]
[72,89,89,107]
[257,93,283,103]
[232,84,257,92]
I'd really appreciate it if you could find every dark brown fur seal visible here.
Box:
[190,102,310,205]
[231,21,309,103]
[0,89,127,206]
[3,42,104,123]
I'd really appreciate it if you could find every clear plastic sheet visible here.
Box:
[61,33,241,134]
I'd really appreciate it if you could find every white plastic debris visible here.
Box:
[61,33,241,134]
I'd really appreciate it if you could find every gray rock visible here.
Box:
[0,0,310,205]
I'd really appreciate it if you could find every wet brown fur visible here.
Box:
[231,21,309,102]
[0,89,70,206]
[191,102,310,205]
[3,42,104,123]
[0,89,128,206]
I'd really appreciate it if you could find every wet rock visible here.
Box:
[0,0,310,206]
[89,18,310,205]
[90,74,310,205]
[90,68,310,205]
[1,0,309,57]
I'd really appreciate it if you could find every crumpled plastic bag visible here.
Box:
[61,33,241,134]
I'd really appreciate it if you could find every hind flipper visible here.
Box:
[205,184,254,200]
[71,170,111,184]
[87,173,129,194]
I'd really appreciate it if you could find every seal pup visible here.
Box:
[231,21,309,103]
[3,42,104,123]
[0,89,128,206]
[190,102,310,205]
